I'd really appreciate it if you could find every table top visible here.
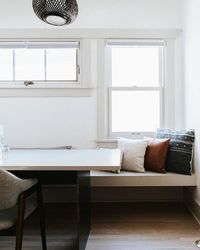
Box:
[0,148,121,171]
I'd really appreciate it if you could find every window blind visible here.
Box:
[0,41,80,49]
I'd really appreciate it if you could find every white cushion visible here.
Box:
[118,138,147,173]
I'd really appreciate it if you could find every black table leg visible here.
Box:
[10,170,91,250]
[76,171,91,250]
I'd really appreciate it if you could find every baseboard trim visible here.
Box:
[184,189,200,224]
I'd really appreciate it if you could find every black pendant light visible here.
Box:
[32,0,78,26]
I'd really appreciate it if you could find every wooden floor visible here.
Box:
[0,203,199,250]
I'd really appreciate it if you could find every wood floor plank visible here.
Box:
[0,203,199,250]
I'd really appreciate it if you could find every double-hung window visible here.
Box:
[0,41,80,86]
[106,39,165,138]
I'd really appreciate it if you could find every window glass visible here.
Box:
[0,49,13,81]
[111,90,160,132]
[15,49,45,81]
[46,49,77,81]
[111,47,160,87]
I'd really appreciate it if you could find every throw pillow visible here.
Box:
[156,129,195,175]
[144,139,170,173]
[118,138,147,172]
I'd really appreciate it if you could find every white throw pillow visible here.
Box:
[118,138,147,172]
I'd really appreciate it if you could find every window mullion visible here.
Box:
[44,49,47,81]
[13,49,15,81]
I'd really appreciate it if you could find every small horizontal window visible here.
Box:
[0,41,80,85]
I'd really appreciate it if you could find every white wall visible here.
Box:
[0,97,96,148]
[182,0,200,205]
[0,0,182,29]
[0,0,182,148]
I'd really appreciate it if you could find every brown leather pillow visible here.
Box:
[144,139,170,173]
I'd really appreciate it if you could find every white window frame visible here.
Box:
[106,39,165,138]
[0,40,81,88]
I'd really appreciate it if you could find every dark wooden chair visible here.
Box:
[0,169,47,250]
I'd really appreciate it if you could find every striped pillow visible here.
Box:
[156,129,195,175]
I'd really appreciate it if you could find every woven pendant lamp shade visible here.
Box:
[32,0,78,26]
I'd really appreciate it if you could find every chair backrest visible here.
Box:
[0,169,37,210]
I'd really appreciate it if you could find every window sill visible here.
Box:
[0,85,94,97]
[96,139,117,143]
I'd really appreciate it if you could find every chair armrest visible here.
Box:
[18,181,39,201]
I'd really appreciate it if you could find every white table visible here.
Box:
[0,148,121,250]
[0,148,121,171]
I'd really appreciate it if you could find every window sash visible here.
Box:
[106,39,165,137]
[107,43,164,88]
[0,41,80,83]
[108,87,163,137]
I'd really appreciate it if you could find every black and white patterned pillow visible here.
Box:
[156,129,195,175]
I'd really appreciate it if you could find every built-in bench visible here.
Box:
[94,141,197,188]
[90,171,197,187]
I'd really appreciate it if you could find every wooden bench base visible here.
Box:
[90,171,197,187]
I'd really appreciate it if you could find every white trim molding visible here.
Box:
[0,86,94,97]
[184,187,200,224]
[0,28,182,39]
